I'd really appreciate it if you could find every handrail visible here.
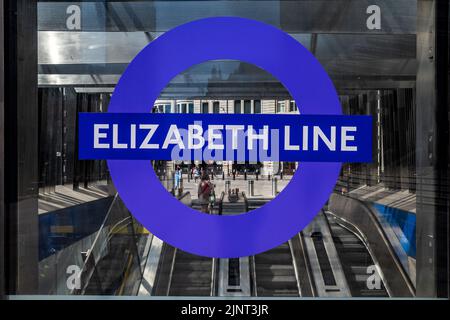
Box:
[210,258,219,296]
[298,232,317,297]
[249,256,258,297]
[288,233,318,297]
[329,192,416,296]
[287,240,303,297]
[73,193,145,296]
[308,211,351,297]
[177,191,191,201]
[166,247,178,296]
[105,218,132,243]
[325,210,392,297]
[151,243,176,296]
[72,193,119,295]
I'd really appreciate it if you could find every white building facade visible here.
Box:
[153,99,299,177]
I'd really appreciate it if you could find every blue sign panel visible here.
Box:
[79,113,372,163]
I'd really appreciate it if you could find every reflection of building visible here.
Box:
[2,0,448,299]
[153,99,299,177]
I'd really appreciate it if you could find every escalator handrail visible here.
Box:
[326,210,392,297]
[287,240,303,297]
[329,193,416,296]
[210,258,219,296]
[105,218,133,243]
[166,247,178,296]
[73,193,120,294]
[177,191,191,201]
[297,232,317,297]
[249,256,258,297]
[343,194,415,294]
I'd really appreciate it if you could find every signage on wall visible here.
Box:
[78,17,373,258]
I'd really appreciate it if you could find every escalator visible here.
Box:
[75,195,148,296]
[328,193,415,296]
[84,234,136,295]
[168,249,215,296]
[310,231,339,288]
[79,192,395,298]
[326,213,389,297]
[253,242,300,297]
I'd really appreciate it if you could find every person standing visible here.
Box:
[198,174,214,213]
[194,166,200,183]
[174,166,182,190]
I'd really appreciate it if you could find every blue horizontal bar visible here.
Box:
[79,113,372,163]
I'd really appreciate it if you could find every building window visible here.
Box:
[234,100,241,114]
[202,102,209,113]
[254,100,261,113]
[164,104,171,113]
[188,103,194,113]
[181,103,187,113]
[244,100,251,114]
[153,104,167,113]
[213,101,220,113]
[289,100,298,112]
[277,101,286,113]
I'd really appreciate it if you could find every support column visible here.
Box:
[0,0,5,300]
[2,0,39,294]
[416,0,449,297]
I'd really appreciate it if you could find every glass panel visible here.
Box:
[2,0,447,300]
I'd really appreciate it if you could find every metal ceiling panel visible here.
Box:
[38,31,415,65]
[38,0,416,34]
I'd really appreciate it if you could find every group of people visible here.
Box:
[174,165,214,188]
[191,166,216,182]
[173,165,215,213]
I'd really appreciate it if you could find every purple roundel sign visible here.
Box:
[107,17,342,258]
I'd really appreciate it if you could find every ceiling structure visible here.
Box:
[37,0,418,98]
